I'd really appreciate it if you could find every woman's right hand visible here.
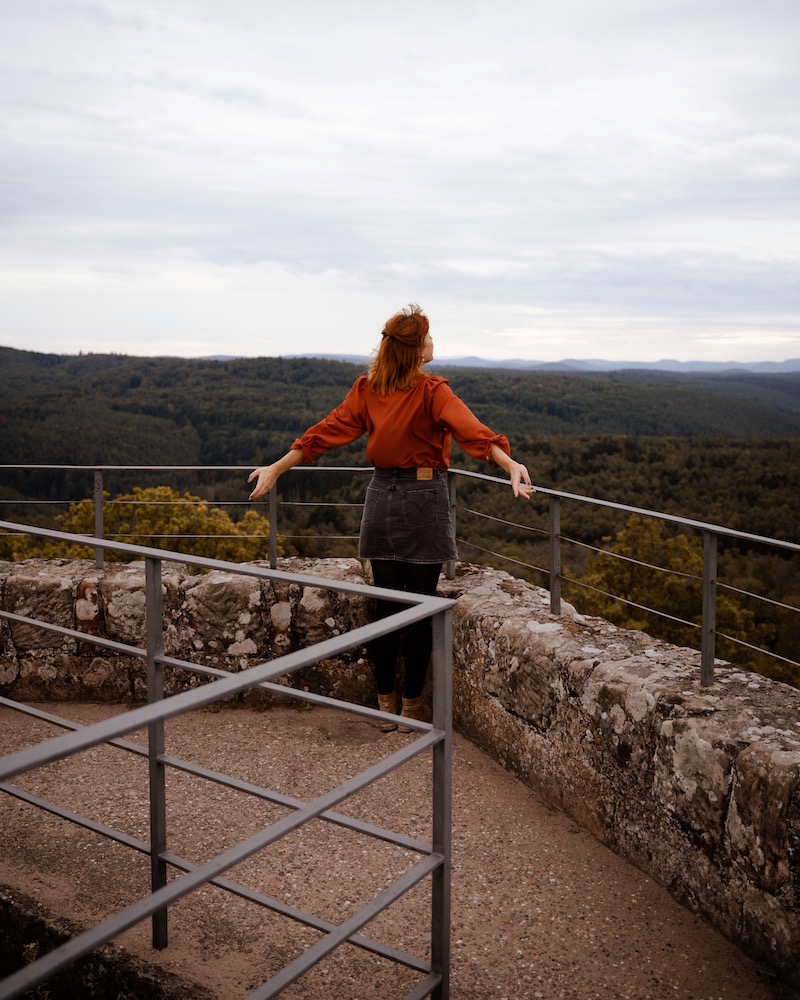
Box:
[248,464,279,501]
[248,448,305,500]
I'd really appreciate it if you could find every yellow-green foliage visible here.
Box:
[2,486,275,563]
[576,515,791,685]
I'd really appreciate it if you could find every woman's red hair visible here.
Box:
[367,304,429,395]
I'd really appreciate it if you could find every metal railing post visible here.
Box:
[146,556,168,948]
[549,495,562,615]
[701,530,718,686]
[269,488,278,569]
[93,469,104,569]
[430,605,453,998]
[446,471,457,580]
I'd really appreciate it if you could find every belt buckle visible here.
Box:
[416,467,433,481]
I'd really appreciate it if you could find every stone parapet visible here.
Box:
[0,557,373,706]
[438,564,800,988]
[1,556,798,985]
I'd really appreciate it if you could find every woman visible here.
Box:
[248,304,534,731]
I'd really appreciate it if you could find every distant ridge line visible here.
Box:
[268,354,800,374]
[4,344,798,373]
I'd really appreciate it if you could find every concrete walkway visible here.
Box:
[0,702,792,999]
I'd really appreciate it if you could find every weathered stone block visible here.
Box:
[4,559,76,652]
[182,569,267,669]
[97,562,186,655]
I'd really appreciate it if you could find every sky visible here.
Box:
[1,0,799,364]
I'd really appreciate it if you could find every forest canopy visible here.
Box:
[1,345,798,686]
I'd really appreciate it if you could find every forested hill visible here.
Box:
[3,345,800,470]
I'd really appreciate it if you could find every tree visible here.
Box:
[574,515,779,678]
[1,486,276,563]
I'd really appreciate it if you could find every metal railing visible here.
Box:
[452,470,800,685]
[0,522,454,999]
[2,464,800,686]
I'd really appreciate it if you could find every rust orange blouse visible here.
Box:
[291,375,510,470]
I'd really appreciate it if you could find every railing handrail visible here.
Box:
[4,462,797,555]
[449,467,800,555]
[0,517,441,603]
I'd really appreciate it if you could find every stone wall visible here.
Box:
[438,564,800,989]
[1,557,799,986]
[0,557,374,706]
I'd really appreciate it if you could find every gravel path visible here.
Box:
[0,702,791,999]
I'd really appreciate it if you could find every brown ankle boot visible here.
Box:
[377,693,398,732]
[398,696,432,733]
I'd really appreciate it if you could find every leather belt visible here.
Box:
[374,467,440,480]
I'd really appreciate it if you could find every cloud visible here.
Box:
[0,0,798,361]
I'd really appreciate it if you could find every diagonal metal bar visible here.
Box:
[0,609,144,658]
[159,754,433,854]
[405,975,445,1000]
[0,697,432,854]
[0,517,462,597]
[246,853,443,1000]
[161,853,432,974]
[0,782,149,853]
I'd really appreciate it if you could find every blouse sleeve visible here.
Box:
[291,380,368,463]
[432,382,510,465]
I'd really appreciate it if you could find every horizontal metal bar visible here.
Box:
[255,680,434,731]
[0,604,448,782]
[0,697,123,731]
[247,853,443,999]
[0,609,145,658]
[0,700,434,852]
[4,463,798,553]
[450,467,800,554]
[0,782,149,854]
[160,753,434,854]
[0,519,454,606]
[0,464,377,473]
[0,728,433,854]
[0,730,442,999]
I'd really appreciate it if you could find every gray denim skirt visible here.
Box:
[358,468,457,564]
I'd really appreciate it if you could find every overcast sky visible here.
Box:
[1,0,798,363]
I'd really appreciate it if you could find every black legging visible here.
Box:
[369,559,443,699]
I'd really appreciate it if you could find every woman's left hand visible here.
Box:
[508,461,535,500]
[488,445,536,499]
